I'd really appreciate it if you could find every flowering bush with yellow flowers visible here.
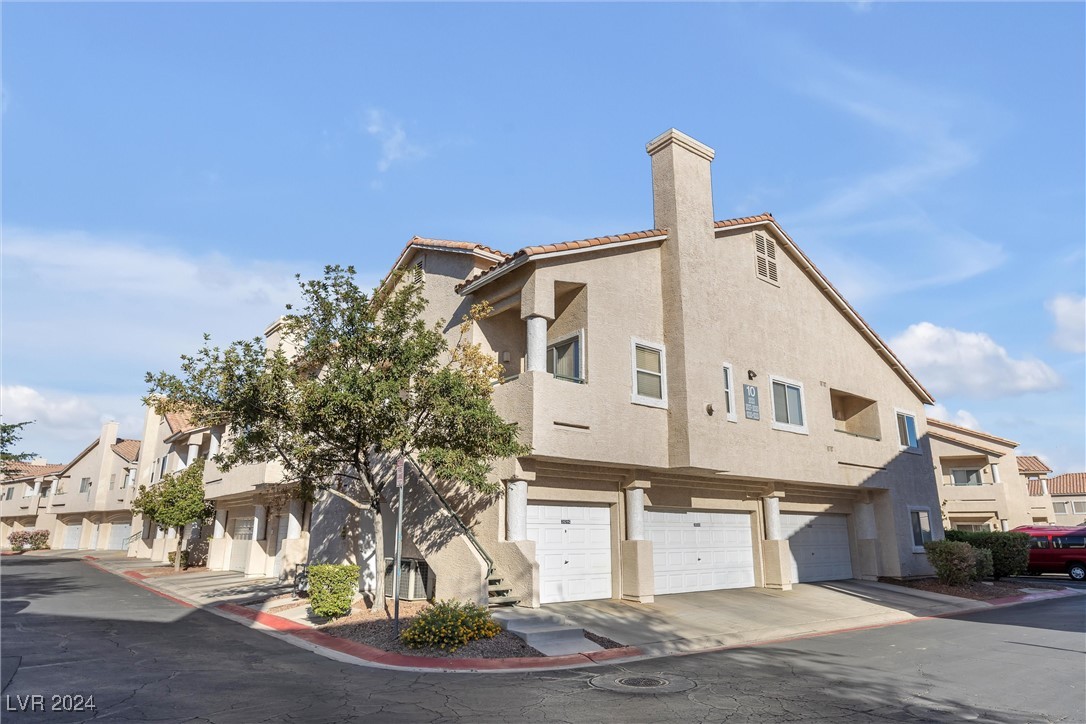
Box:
[400,600,501,651]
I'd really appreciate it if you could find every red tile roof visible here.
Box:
[3,462,65,480]
[1048,473,1086,496]
[1017,455,1052,474]
[456,228,666,292]
[111,439,141,463]
[164,412,197,435]
[1027,480,1046,497]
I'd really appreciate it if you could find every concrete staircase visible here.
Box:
[491,608,602,656]
[486,574,519,607]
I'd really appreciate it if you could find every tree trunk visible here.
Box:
[174,528,184,572]
[371,500,385,607]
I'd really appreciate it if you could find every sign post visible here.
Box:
[393,455,406,634]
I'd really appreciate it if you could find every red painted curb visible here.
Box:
[215,603,638,671]
[123,570,148,580]
[81,559,194,609]
[0,551,25,556]
[83,555,99,561]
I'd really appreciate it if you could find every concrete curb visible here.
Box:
[78,556,1085,674]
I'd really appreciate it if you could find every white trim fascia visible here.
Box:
[722,362,738,423]
[768,375,809,435]
[715,219,934,406]
[458,235,667,296]
[630,337,668,409]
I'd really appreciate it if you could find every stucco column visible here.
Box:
[254,504,266,541]
[525,316,548,372]
[506,479,528,542]
[154,524,163,540]
[854,501,880,580]
[990,464,1001,484]
[186,443,200,468]
[1000,519,1009,532]
[209,428,222,457]
[626,488,645,541]
[286,499,303,539]
[166,526,176,539]
[762,496,782,541]
[32,480,41,497]
[213,510,227,539]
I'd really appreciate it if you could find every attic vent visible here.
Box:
[412,261,424,285]
[754,232,779,285]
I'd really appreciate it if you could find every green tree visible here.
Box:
[1,420,36,478]
[131,459,214,572]
[145,265,529,601]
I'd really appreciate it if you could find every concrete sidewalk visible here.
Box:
[77,550,1084,672]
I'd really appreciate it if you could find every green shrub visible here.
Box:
[924,540,976,585]
[308,564,359,619]
[945,530,1029,580]
[972,546,994,581]
[401,600,501,652]
[167,551,189,568]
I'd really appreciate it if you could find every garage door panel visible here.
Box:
[646,509,755,595]
[781,513,853,583]
[527,504,612,604]
[63,523,82,549]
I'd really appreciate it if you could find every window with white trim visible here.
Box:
[121,469,133,489]
[546,333,582,383]
[159,456,169,479]
[79,477,92,493]
[770,377,807,434]
[1053,501,1069,515]
[910,508,933,550]
[896,411,919,450]
[951,468,983,486]
[754,231,779,285]
[631,340,667,407]
[109,473,117,490]
[954,523,990,533]
[722,363,737,422]
[1073,501,1086,515]
[3,486,13,501]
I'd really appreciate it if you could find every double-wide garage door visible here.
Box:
[527,505,612,604]
[781,513,853,582]
[646,510,755,595]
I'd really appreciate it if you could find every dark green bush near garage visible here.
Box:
[945,530,1029,580]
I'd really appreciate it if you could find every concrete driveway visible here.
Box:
[545,580,992,655]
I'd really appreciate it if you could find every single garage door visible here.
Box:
[229,518,255,572]
[63,522,83,549]
[107,522,132,550]
[527,504,611,604]
[646,510,755,595]
[781,513,853,582]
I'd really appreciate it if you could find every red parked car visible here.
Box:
[1013,525,1086,581]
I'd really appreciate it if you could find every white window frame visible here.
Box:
[1052,501,1069,515]
[909,507,934,552]
[546,330,585,383]
[722,363,738,423]
[630,338,667,409]
[4,486,13,501]
[79,477,92,493]
[1072,501,1086,515]
[950,467,984,487]
[769,375,808,435]
[895,409,920,453]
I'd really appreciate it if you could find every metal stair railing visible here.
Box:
[405,454,495,579]
[123,532,142,548]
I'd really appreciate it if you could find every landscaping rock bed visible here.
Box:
[886,578,1063,600]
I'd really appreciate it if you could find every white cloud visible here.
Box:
[891,322,1061,399]
[365,109,426,172]
[1046,294,1086,354]
[926,403,980,430]
[1,385,144,464]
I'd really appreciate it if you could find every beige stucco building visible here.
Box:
[1,423,140,551]
[362,129,947,607]
[927,418,1053,531]
[1043,473,1086,526]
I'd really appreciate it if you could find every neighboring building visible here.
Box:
[1018,456,1058,525]
[1044,473,1086,526]
[927,418,1052,531]
[0,461,65,548]
[0,423,141,551]
[355,129,946,607]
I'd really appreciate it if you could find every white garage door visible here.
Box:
[229,518,255,572]
[527,505,612,604]
[63,523,83,549]
[107,522,132,550]
[781,513,853,583]
[646,510,755,595]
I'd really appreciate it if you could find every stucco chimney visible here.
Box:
[646,129,716,468]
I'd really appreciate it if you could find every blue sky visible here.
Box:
[3,3,1084,474]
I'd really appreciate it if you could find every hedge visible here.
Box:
[924,540,976,585]
[7,530,50,550]
[945,530,1029,580]
[308,564,360,619]
[973,547,994,581]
